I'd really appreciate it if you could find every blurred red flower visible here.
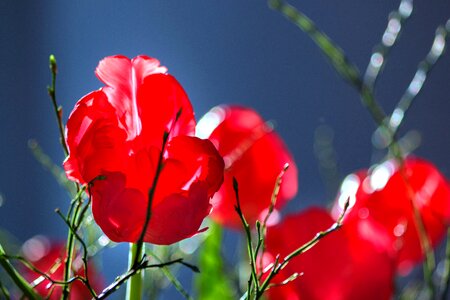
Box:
[264,208,395,300]
[196,105,298,228]
[331,157,450,274]
[64,55,224,245]
[22,237,102,299]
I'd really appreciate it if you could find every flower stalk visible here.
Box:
[126,243,143,300]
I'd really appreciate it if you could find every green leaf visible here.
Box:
[196,222,234,300]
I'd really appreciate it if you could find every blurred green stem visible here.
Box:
[269,1,437,295]
[441,229,450,299]
[147,251,192,300]
[0,243,42,299]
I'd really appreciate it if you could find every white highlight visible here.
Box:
[407,70,426,95]
[338,174,360,211]
[431,35,445,57]
[22,235,50,262]
[370,52,384,69]
[196,106,226,139]
[369,162,395,192]
[399,0,413,18]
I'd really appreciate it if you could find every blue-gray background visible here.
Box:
[1,0,449,298]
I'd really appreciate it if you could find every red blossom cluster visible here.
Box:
[264,158,450,299]
[62,55,450,299]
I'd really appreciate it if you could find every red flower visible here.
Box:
[331,157,450,274]
[264,208,395,300]
[21,237,102,299]
[64,55,224,245]
[196,105,298,228]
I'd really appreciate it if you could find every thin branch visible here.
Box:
[96,257,196,300]
[60,176,103,300]
[258,164,289,278]
[389,19,450,136]
[62,195,83,300]
[132,131,168,267]
[257,198,350,299]
[4,254,82,287]
[46,55,69,157]
[270,1,443,293]
[266,272,300,291]
[364,0,414,89]
[147,251,193,300]
[133,109,183,268]
[28,139,75,195]
[0,243,42,300]
[0,279,11,299]
[55,209,98,298]
[397,165,436,297]
[233,178,260,299]
[269,0,388,129]
[46,54,84,300]
[373,18,450,150]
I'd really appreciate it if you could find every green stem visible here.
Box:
[233,178,259,298]
[126,243,143,300]
[47,55,69,157]
[0,243,42,300]
[46,54,83,300]
[61,203,80,300]
[147,251,192,300]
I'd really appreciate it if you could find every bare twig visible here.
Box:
[257,198,350,298]
[364,0,414,89]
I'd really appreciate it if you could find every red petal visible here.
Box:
[64,91,128,184]
[95,55,194,143]
[265,208,395,300]
[155,136,224,204]
[132,55,168,83]
[198,105,298,228]
[91,172,146,243]
[22,241,102,299]
[136,74,196,150]
[144,182,212,245]
[332,157,450,274]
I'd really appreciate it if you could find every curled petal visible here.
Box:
[132,55,168,83]
[96,55,194,142]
